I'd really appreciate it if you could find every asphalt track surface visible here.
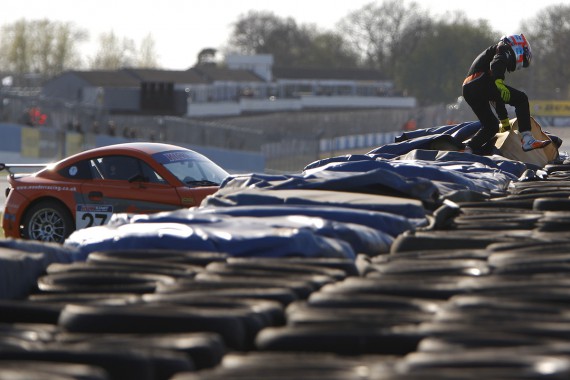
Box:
[3,131,570,378]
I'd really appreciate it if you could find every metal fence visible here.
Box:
[0,91,452,173]
[0,92,263,149]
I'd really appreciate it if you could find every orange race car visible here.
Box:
[2,142,230,243]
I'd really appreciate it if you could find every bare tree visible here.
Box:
[90,31,136,69]
[226,10,358,68]
[0,18,86,77]
[337,0,431,74]
[395,15,495,105]
[525,4,570,99]
[304,30,359,68]
[227,11,285,55]
[135,33,160,68]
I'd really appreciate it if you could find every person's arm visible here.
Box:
[490,96,509,131]
[491,44,512,103]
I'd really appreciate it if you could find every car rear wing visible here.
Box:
[0,162,51,176]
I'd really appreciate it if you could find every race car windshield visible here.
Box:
[154,150,229,186]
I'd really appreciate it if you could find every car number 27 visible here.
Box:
[76,205,113,229]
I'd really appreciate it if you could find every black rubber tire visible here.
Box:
[0,323,58,346]
[495,191,570,201]
[0,299,62,324]
[364,258,490,277]
[432,304,568,325]
[417,333,548,352]
[399,351,570,379]
[456,199,534,209]
[509,183,568,194]
[493,262,570,275]
[222,259,347,280]
[87,249,228,266]
[170,352,386,380]
[47,261,201,279]
[544,163,570,174]
[389,233,497,253]
[487,239,570,253]
[469,287,570,306]
[37,272,176,294]
[388,248,491,261]
[186,263,334,291]
[28,292,142,305]
[533,197,570,211]
[154,286,299,307]
[489,251,570,266]
[306,292,442,314]
[0,345,157,380]
[142,294,285,326]
[452,214,541,230]
[57,332,225,370]
[319,277,468,300]
[285,301,433,327]
[21,200,74,243]
[535,215,570,231]
[158,271,313,301]
[446,294,566,316]
[226,257,360,277]
[255,325,422,355]
[0,360,109,380]
[58,303,250,350]
[459,207,541,215]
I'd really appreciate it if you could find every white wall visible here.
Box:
[300,95,416,109]
[186,95,416,117]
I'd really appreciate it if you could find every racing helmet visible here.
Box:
[501,34,532,70]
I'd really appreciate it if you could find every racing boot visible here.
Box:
[521,131,551,152]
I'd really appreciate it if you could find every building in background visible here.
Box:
[40,54,416,118]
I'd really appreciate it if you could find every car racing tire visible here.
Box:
[21,200,74,243]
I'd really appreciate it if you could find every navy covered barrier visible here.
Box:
[66,212,359,262]
[64,121,561,261]
[0,239,74,299]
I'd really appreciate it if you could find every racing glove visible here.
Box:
[495,79,510,102]
[499,118,510,133]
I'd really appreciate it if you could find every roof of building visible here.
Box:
[56,66,266,87]
[272,67,387,81]
[68,70,141,87]
[123,68,208,84]
[191,65,265,83]
[44,63,390,89]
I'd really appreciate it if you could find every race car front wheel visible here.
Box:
[22,201,74,243]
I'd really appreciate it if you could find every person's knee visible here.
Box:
[510,88,528,106]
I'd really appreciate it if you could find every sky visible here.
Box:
[0,0,566,70]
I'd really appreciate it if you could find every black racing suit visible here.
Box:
[462,42,531,152]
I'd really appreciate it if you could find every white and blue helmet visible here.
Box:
[501,33,532,71]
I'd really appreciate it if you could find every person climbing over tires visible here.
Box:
[462,33,550,154]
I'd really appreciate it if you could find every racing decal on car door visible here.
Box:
[76,204,113,229]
